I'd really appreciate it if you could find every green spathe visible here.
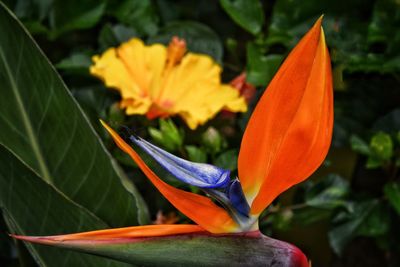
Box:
[14,231,308,267]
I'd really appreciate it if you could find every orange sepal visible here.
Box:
[101,121,239,233]
[11,224,205,245]
[238,17,333,214]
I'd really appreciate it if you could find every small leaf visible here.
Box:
[98,23,138,49]
[109,0,159,36]
[366,157,385,169]
[202,127,224,155]
[272,209,293,231]
[366,132,393,168]
[108,102,125,125]
[56,53,92,73]
[384,182,400,215]
[160,119,184,149]
[305,174,350,209]
[148,119,184,152]
[214,149,238,171]
[185,145,207,163]
[148,21,223,63]
[367,0,400,57]
[372,108,400,134]
[357,203,390,237]
[148,127,165,147]
[350,134,370,155]
[369,132,393,160]
[219,0,264,35]
[246,42,283,86]
[293,208,332,225]
[329,199,380,255]
[49,0,106,37]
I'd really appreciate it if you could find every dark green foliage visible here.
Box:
[219,0,264,35]
[0,0,399,266]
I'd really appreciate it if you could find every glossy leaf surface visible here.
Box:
[0,2,148,227]
[219,0,264,35]
[0,145,130,267]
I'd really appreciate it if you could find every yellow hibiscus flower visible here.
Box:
[90,37,247,129]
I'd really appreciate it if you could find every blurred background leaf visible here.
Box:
[49,0,106,38]
[148,21,223,63]
[108,0,159,37]
[219,0,264,35]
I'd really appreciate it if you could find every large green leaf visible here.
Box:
[0,3,148,227]
[0,145,131,267]
[219,0,264,35]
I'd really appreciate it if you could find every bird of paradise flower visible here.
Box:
[12,17,332,266]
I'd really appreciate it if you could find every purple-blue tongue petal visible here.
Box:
[228,179,250,217]
[129,135,230,188]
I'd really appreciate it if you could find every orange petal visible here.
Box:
[101,121,239,233]
[11,224,205,245]
[238,17,333,214]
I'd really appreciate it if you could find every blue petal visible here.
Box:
[228,179,250,216]
[129,135,230,188]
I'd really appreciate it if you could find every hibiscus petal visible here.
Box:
[164,53,247,129]
[101,121,239,233]
[238,17,333,214]
[128,134,230,188]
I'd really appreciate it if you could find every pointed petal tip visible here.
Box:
[10,234,53,245]
[315,14,324,27]
[320,26,327,46]
[130,136,231,188]
[9,225,207,247]
[9,233,22,240]
[310,16,323,36]
[99,119,109,129]
[239,16,332,215]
